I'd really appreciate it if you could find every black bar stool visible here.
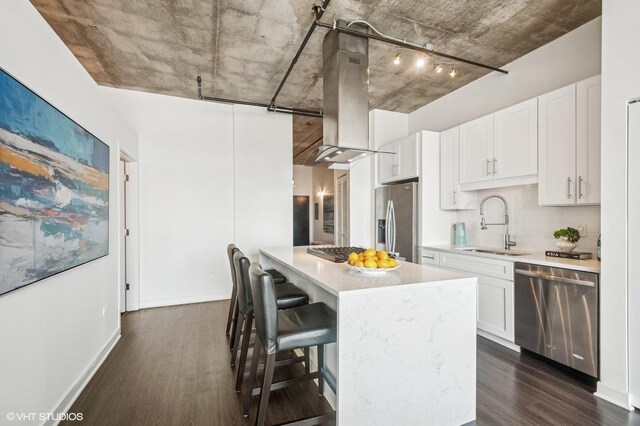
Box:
[231,250,309,377]
[226,243,287,348]
[244,262,337,426]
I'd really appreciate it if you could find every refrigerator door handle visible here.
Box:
[389,200,397,254]
[385,200,392,252]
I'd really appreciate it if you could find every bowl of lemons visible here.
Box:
[346,248,400,274]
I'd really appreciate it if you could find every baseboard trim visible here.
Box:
[47,330,121,426]
[477,329,521,352]
[139,292,231,309]
[595,383,633,410]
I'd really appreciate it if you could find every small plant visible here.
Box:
[553,227,581,243]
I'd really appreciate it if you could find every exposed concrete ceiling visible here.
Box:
[31,0,601,164]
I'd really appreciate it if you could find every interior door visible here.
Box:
[389,182,417,263]
[293,196,310,246]
[335,174,349,247]
[629,100,640,408]
[119,159,128,313]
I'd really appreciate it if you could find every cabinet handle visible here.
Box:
[578,176,584,199]
[486,159,491,176]
[453,190,457,204]
[567,177,572,199]
[493,158,497,175]
[423,255,435,260]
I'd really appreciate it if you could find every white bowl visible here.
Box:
[345,262,400,275]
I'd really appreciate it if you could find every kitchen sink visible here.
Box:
[454,247,530,256]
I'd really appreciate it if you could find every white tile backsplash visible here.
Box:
[455,184,601,254]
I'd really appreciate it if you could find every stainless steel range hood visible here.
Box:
[316,20,385,167]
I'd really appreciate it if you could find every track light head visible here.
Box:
[434,63,443,73]
[393,52,401,65]
[449,66,457,77]
[416,56,426,68]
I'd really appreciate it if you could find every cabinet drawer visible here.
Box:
[439,252,514,280]
[420,249,440,266]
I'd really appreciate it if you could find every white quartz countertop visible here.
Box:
[259,246,472,296]
[424,244,601,273]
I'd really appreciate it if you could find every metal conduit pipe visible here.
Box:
[269,0,332,106]
[196,76,323,117]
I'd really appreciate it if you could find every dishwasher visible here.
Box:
[514,262,599,378]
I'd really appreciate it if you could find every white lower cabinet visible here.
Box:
[434,250,515,346]
[476,275,514,341]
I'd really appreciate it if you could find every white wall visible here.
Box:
[233,105,293,257]
[293,165,313,242]
[0,2,138,423]
[597,0,640,409]
[105,91,293,308]
[456,185,600,252]
[103,88,235,308]
[408,18,602,133]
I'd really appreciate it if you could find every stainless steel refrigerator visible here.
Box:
[375,182,419,263]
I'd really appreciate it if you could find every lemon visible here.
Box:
[378,259,391,269]
[363,248,376,257]
[364,259,377,268]
[377,250,389,260]
[388,258,398,268]
[348,252,359,263]
[354,260,364,267]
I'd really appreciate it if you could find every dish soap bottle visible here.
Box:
[597,234,601,261]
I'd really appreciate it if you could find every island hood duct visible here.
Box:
[316,20,387,166]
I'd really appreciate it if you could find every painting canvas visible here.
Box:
[0,69,110,296]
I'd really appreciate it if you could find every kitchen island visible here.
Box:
[259,246,478,426]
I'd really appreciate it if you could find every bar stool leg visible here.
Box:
[317,344,325,396]
[256,352,276,426]
[225,285,237,335]
[304,347,310,374]
[229,302,240,351]
[243,336,263,417]
[235,312,254,393]
[230,313,244,367]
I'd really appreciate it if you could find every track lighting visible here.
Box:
[434,63,443,73]
[416,56,426,68]
[449,66,457,78]
[393,52,401,65]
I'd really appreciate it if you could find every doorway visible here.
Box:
[119,159,129,313]
[293,196,310,246]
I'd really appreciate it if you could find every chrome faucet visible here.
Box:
[479,194,517,250]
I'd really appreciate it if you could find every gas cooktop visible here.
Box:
[306,246,365,263]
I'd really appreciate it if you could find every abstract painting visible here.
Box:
[0,69,110,296]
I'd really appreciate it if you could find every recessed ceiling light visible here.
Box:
[336,150,343,154]
[348,159,353,162]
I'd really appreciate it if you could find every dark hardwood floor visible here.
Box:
[64,301,640,426]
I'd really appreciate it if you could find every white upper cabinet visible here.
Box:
[576,75,601,205]
[378,133,419,184]
[538,75,601,206]
[440,127,476,210]
[459,114,493,185]
[493,98,538,180]
[459,100,538,191]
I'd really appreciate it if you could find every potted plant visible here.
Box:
[553,227,581,252]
